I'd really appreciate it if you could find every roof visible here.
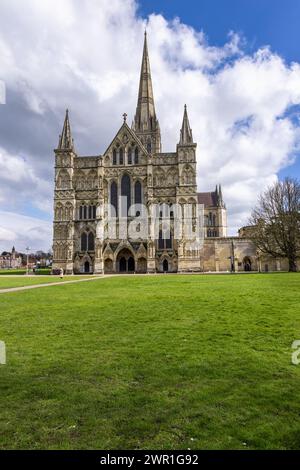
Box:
[197,191,218,208]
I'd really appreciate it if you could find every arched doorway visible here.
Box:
[84,261,90,273]
[128,257,135,272]
[119,257,127,272]
[117,248,135,273]
[243,257,252,272]
[163,259,169,272]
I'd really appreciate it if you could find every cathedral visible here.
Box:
[52,34,288,275]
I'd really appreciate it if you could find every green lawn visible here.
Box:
[1,273,300,450]
[0,276,97,289]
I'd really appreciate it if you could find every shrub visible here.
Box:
[34,268,52,276]
[0,269,27,276]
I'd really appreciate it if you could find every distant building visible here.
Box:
[0,247,23,269]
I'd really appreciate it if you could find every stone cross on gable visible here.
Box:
[123,113,127,123]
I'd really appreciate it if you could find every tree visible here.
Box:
[250,177,300,272]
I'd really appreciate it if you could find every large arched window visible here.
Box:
[166,231,172,249]
[88,232,95,251]
[158,230,164,250]
[135,181,142,205]
[81,232,88,251]
[134,147,139,165]
[158,229,173,250]
[121,174,131,216]
[110,181,118,216]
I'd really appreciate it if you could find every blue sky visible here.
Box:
[139,0,300,63]
[139,0,300,180]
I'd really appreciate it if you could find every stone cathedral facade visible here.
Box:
[52,34,288,275]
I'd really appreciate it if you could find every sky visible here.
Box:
[0,0,300,252]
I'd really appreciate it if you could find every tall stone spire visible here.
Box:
[217,184,225,208]
[179,105,194,145]
[58,109,74,150]
[133,32,161,153]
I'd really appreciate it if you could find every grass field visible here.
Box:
[1,273,300,450]
[0,276,97,290]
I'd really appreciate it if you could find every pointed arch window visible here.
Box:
[79,205,96,221]
[166,232,172,249]
[121,174,131,216]
[113,149,117,165]
[128,148,132,165]
[208,212,217,227]
[207,229,217,238]
[158,229,173,250]
[158,230,164,250]
[110,181,118,216]
[134,147,139,165]
[119,148,124,165]
[81,232,88,251]
[147,139,152,154]
[135,181,142,205]
[88,232,95,251]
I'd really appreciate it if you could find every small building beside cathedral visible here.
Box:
[52,34,289,275]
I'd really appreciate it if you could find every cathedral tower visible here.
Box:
[53,110,76,274]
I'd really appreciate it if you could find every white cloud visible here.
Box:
[0,147,52,213]
[0,0,299,251]
[0,211,52,252]
[0,226,16,243]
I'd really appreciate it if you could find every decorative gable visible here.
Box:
[103,122,149,164]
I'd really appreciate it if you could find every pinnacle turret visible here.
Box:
[58,109,74,151]
[217,184,225,208]
[179,105,194,145]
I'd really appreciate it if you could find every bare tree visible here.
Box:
[250,177,300,272]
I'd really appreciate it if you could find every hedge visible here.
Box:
[0,269,27,275]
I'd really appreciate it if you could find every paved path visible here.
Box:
[0,275,114,294]
[0,271,262,295]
